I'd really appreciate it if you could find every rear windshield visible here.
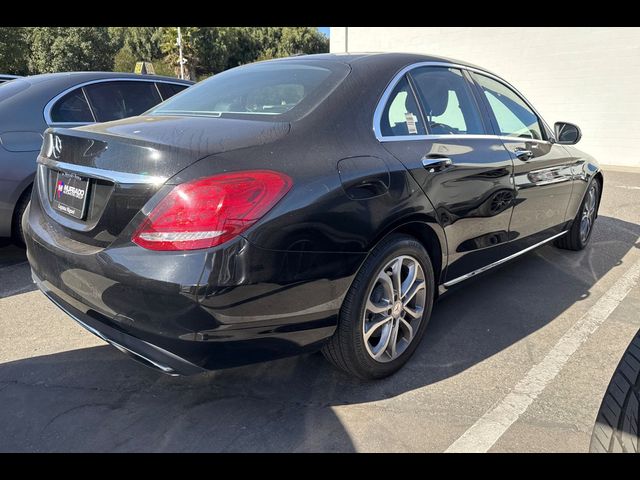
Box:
[0,79,30,103]
[149,61,350,121]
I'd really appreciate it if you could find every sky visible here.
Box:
[318,27,330,37]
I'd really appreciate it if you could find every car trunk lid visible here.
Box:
[35,115,290,248]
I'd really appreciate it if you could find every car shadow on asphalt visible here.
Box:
[0,215,639,451]
[0,239,36,299]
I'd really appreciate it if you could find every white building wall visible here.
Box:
[330,27,640,167]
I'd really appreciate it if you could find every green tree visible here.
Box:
[150,59,176,77]
[0,27,30,75]
[192,27,329,76]
[222,27,263,69]
[247,27,329,61]
[113,46,137,73]
[22,27,329,78]
[28,27,119,73]
[110,27,172,76]
[123,27,163,62]
[107,27,126,51]
[191,27,229,76]
[160,27,199,80]
[250,27,283,61]
[277,27,328,57]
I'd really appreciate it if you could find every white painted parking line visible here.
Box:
[445,257,640,453]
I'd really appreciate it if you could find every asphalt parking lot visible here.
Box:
[1,167,639,452]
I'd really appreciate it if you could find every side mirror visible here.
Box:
[554,122,582,145]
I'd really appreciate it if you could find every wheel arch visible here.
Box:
[9,179,33,234]
[593,170,604,218]
[363,216,447,287]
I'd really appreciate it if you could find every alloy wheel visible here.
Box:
[362,255,426,363]
[580,183,598,243]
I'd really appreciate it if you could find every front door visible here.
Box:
[377,66,516,282]
[469,72,575,246]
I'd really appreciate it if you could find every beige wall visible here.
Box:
[330,27,640,167]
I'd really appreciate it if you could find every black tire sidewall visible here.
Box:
[576,179,600,249]
[343,235,435,379]
[12,189,31,247]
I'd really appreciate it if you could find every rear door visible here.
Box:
[377,65,516,282]
[469,72,575,245]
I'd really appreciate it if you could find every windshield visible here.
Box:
[149,60,350,121]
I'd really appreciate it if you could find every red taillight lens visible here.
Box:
[132,170,292,251]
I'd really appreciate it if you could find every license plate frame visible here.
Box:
[51,171,90,220]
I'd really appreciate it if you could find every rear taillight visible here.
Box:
[132,170,292,251]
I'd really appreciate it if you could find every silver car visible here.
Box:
[0,72,192,244]
[0,74,21,84]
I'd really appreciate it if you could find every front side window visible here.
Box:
[49,88,94,123]
[84,81,162,122]
[410,67,485,135]
[149,62,350,121]
[380,76,426,136]
[472,73,544,140]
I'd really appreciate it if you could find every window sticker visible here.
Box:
[405,112,418,134]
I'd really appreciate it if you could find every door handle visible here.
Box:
[514,149,534,161]
[421,156,453,172]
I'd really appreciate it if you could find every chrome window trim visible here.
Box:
[404,72,427,135]
[44,77,189,126]
[442,230,568,288]
[381,133,501,142]
[373,61,554,142]
[80,86,97,122]
[38,157,167,185]
[153,82,164,101]
[380,133,556,144]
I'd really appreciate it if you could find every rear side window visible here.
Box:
[471,73,544,140]
[84,81,162,122]
[49,88,94,123]
[380,76,426,136]
[409,67,485,135]
[156,82,189,101]
[150,61,350,121]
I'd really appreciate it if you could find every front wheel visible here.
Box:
[555,179,600,251]
[322,234,435,379]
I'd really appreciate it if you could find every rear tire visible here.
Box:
[322,234,435,380]
[12,186,32,247]
[555,178,600,251]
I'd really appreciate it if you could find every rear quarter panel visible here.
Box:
[0,148,38,236]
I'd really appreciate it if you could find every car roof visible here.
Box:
[21,71,193,87]
[262,52,494,76]
[0,72,193,132]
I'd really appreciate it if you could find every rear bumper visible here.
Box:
[34,271,203,376]
[25,191,366,373]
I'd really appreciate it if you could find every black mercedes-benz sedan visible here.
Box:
[24,53,602,379]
